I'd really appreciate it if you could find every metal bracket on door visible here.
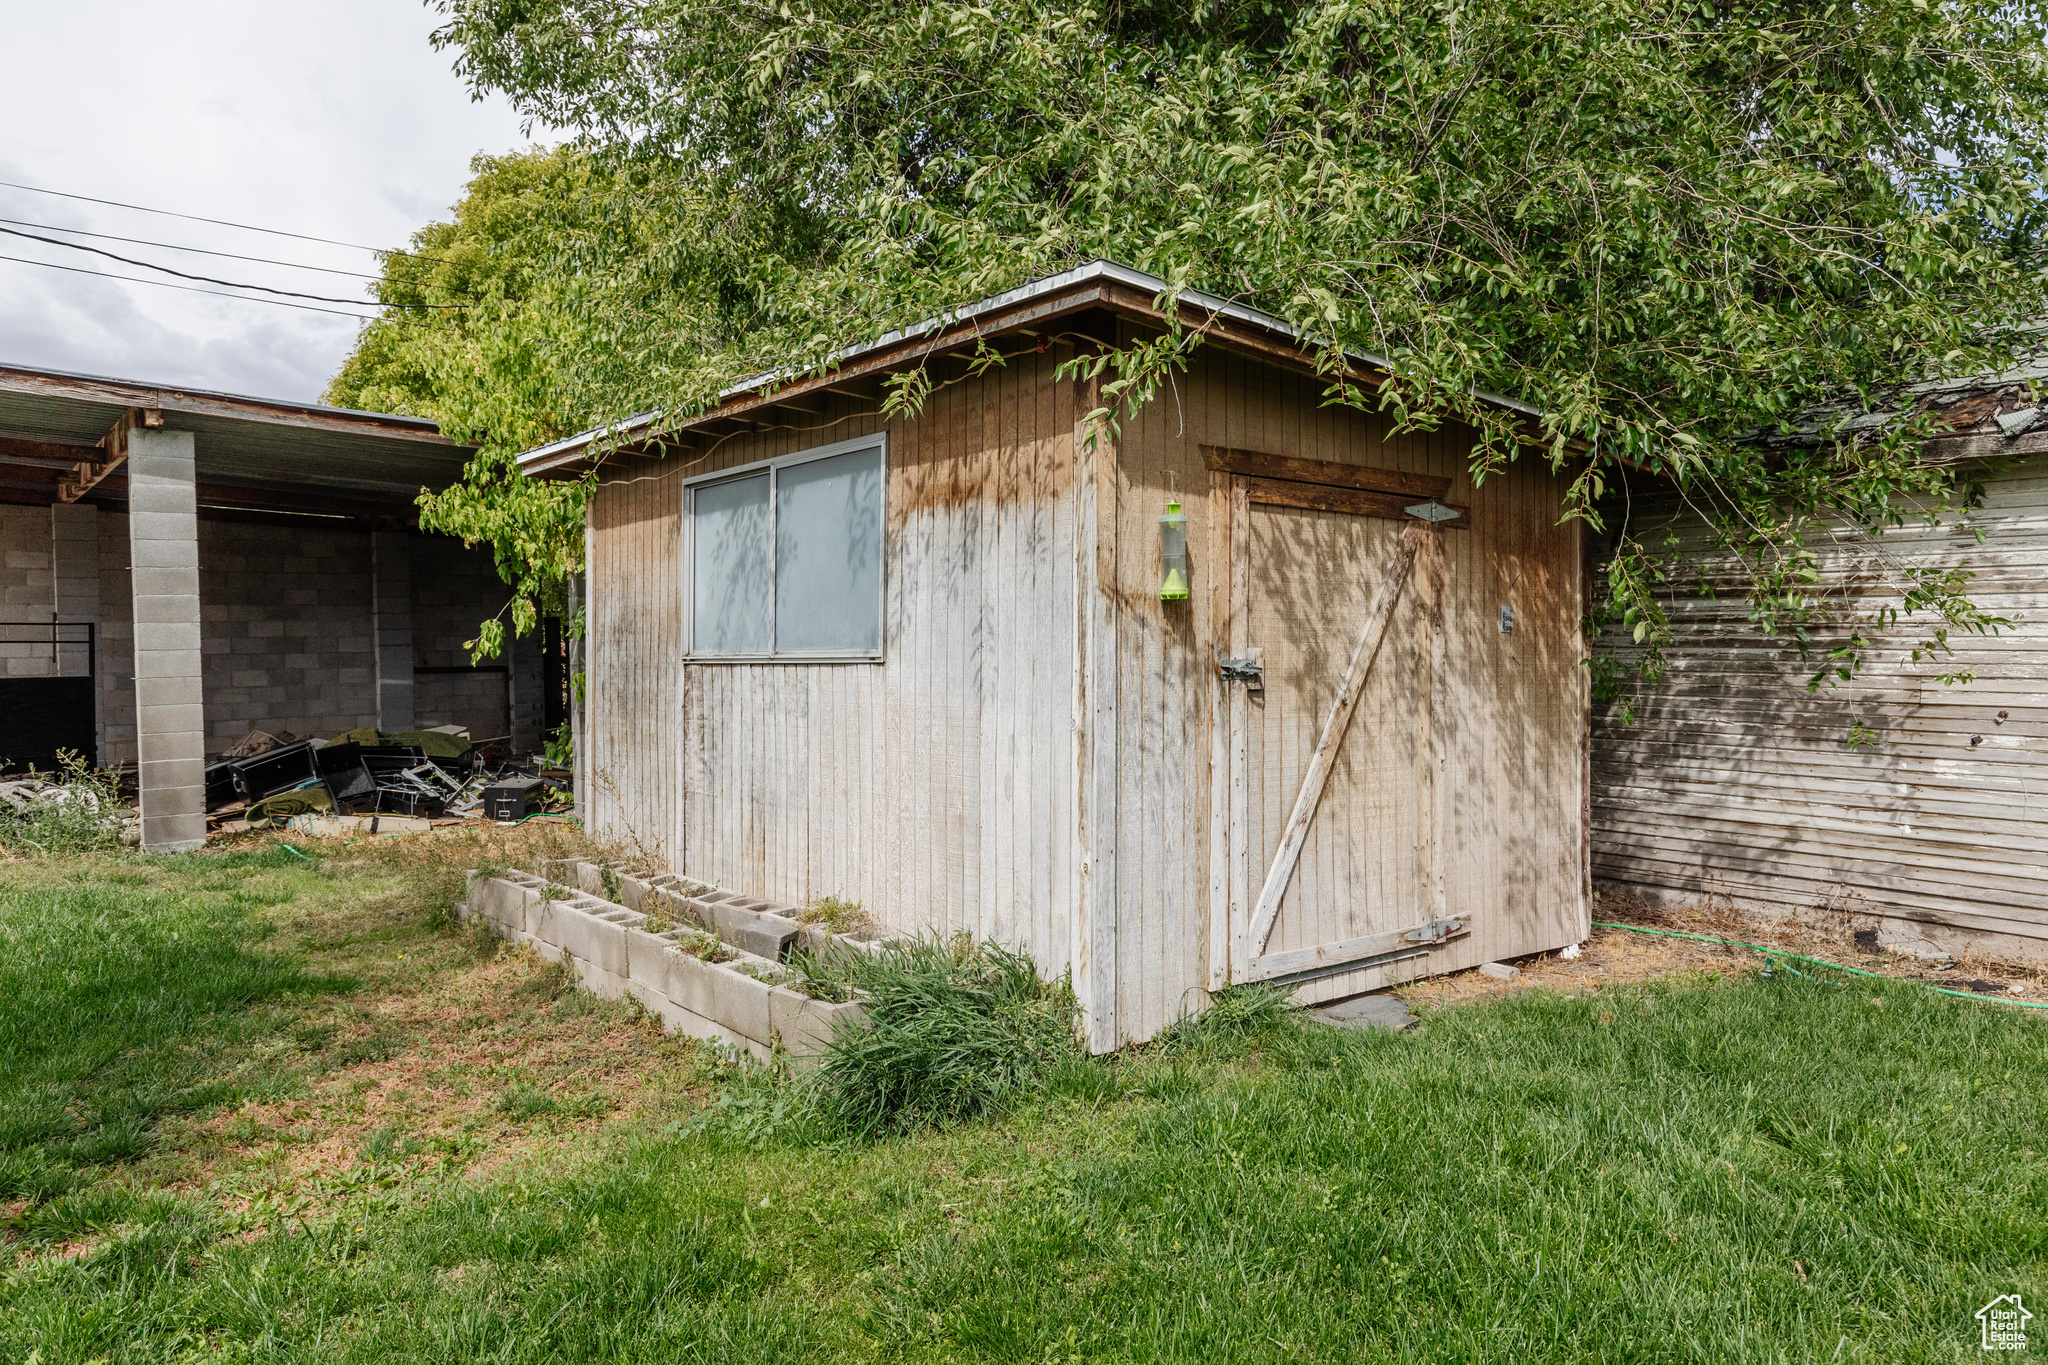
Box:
[1218,655,1264,690]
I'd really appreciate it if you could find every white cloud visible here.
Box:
[0,0,547,403]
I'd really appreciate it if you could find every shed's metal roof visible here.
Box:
[517,258,1546,473]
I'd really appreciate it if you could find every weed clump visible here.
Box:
[1152,983,1303,1058]
[0,752,129,857]
[496,1085,612,1122]
[799,894,873,936]
[810,935,1085,1138]
[674,932,734,964]
[782,951,853,1003]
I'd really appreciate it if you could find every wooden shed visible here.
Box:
[520,261,1590,1049]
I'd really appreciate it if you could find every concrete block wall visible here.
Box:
[198,519,380,745]
[412,533,526,747]
[82,512,547,763]
[1,505,56,677]
[52,504,98,681]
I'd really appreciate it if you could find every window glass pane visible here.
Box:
[775,447,883,652]
[692,473,770,653]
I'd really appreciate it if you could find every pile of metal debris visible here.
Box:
[203,726,571,830]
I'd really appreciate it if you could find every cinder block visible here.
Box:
[734,918,798,961]
[140,675,204,707]
[769,990,867,1064]
[130,539,199,571]
[661,949,719,1022]
[1478,961,1521,980]
[700,961,774,1044]
[134,651,201,681]
[140,813,206,852]
[568,955,631,1004]
[139,765,204,794]
[128,512,196,543]
[134,622,202,654]
[136,702,205,733]
[130,568,199,597]
[131,593,201,625]
[553,903,630,979]
[625,926,675,983]
[137,729,207,765]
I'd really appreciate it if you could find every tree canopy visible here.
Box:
[352,0,2048,681]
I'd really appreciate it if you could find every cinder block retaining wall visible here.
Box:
[461,863,874,1063]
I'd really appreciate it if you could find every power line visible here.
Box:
[0,178,450,263]
[0,217,383,279]
[0,253,378,319]
[0,225,461,309]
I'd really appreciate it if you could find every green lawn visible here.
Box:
[3,841,2045,1362]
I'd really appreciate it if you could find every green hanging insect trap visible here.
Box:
[1158,499,1190,601]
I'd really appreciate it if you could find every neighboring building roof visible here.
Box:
[517,258,1550,478]
[1768,351,2048,465]
[0,363,474,520]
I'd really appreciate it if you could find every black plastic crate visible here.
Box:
[313,741,377,808]
[481,777,547,823]
[230,741,321,802]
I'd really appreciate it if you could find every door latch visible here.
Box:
[1218,656,1264,689]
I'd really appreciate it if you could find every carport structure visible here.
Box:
[0,364,548,851]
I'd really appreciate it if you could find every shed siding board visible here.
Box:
[582,341,1587,1046]
[587,457,684,864]
[1591,459,2048,957]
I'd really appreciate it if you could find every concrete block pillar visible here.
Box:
[50,502,102,762]
[127,427,207,851]
[371,530,414,731]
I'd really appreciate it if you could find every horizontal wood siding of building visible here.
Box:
[1591,459,2048,954]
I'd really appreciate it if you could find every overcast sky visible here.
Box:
[0,0,546,404]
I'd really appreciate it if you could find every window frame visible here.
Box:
[680,432,888,663]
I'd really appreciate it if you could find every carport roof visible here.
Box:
[0,363,475,522]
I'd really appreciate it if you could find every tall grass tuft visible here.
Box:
[0,751,128,856]
[811,935,1084,1138]
[1151,983,1303,1058]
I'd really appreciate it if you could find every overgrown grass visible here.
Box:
[7,846,2048,1361]
[0,844,341,1204]
[812,935,1093,1139]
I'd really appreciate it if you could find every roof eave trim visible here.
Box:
[517,258,1546,474]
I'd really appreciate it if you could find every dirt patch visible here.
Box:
[5,823,722,1264]
[1398,889,2048,1010]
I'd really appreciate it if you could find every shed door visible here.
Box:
[1224,484,1465,992]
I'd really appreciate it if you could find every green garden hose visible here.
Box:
[1590,920,2048,1011]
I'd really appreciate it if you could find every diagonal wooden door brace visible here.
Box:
[1246,521,1429,959]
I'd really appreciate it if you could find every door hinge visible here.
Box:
[1403,918,1466,946]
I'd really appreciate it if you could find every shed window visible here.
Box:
[687,437,885,658]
